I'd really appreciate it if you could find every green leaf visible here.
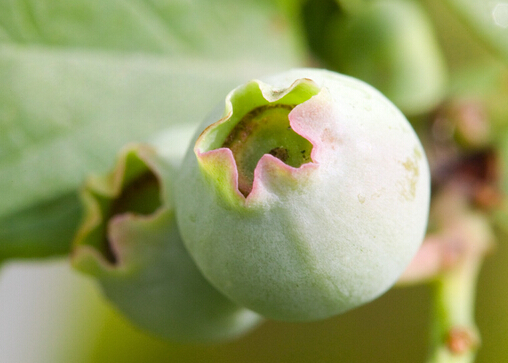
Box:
[0,0,302,260]
[0,193,81,262]
[442,0,508,62]
[0,0,298,58]
[302,0,448,115]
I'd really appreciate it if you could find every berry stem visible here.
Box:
[397,187,494,363]
[427,247,483,363]
[425,193,493,363]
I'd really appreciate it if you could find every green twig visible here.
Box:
[426,212,493,363]
[428,255,481,362]
[398,187,494,363]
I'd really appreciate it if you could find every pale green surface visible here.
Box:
[72,143,262,342]
[0,0,302,259]
[176,68,431,321]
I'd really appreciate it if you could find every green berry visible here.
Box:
[72,141,261,342]
[175,68,431,321]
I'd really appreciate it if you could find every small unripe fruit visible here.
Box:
[72,142,261,342]
[175,68,431,321]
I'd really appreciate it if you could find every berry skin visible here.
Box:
[175,68,430,321]
[72,143,262,342]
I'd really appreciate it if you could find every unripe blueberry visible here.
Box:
[175,68,430,321]
[72,142,261,342]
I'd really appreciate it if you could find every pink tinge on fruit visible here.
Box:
[197,141,319,203]
[288,88,343,163]
[247,152,318,201]
[196,147,245,199]
[193,83,342,203]
[176,69,431,322]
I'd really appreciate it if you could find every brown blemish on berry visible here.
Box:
[399,147,421,201]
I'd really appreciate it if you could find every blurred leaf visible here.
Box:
[0,193,81,261]
[0,0,303,260]
[442,0,508,62]
[448,61,508,139]
[0,0,295,58]
[302,0,448,115]
[448,62,507,97]
[422,0,498,69]
[334,0,368,14]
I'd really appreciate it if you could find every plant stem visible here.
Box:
[427,254,482,362]
[425,212,493,363]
